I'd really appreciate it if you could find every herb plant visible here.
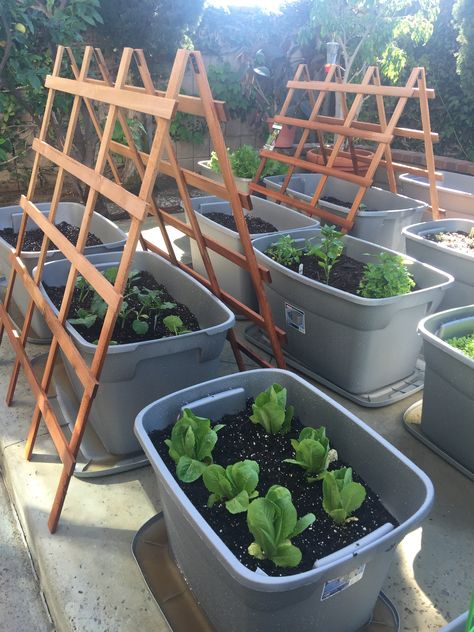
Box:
[265,235,301,267]
[284,427,337,481]
[446,333,474,360]
[358,253,415,298]
[322,467,366,524]
[202,460,259,514]
[209,145,287,179]
[247,485,315,568]
[165,409,224,483]
[250,384,294,435]
[306,225,344,284]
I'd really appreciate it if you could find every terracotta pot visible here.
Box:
[267,118,296,148]
[306,147,374,176]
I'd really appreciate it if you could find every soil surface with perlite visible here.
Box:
[425,230,474,256]
[203,211,277,234]
[0,221,103,251]
[45,270,200,345]
[151,399,397,577]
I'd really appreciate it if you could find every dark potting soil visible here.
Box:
[203,211,278,234]
[0,221,103,251]
[287,253,366,295]
[425,230,474,256]
[320,195,378,213]
[45,270,200,345]
[150,399,397,578]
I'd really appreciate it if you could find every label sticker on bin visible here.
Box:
[285,302,305,334]
[321,564,366,601]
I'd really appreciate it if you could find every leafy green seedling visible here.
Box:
[165,408,224,483]
[163,314,190,335]
[322,467,366,524]
[90,292,108,318]
[203,460,259,514]
[306,224,344,284]
[247,485,315,568]
[358,252,415,298]
[265,234,301,267]
[284,426,337,481]
[250,383,294,435]
[74,275,91,303]
[68,308,97,329]
[446,333,474,360]
[103,266,118,284]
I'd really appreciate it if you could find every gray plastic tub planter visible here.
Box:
[38,250,235,456]
[251,228,453,396]
[403,219,474,310]
[134,368,434,632]
[264,173,427,251]
[417,305,474,477]
[0,201,127,341]
[440,611,470,632]
[189,195,319,311]
[400,170,474,221]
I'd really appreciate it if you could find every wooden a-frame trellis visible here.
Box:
[0,45,286,533]
[250,63,441,226]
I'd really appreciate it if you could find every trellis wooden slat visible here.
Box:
[0,46,288,532]
[250,63,441,228]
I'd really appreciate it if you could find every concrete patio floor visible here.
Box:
[0,214,472,632]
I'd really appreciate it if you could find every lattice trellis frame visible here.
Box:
[0,46,286,532]
[250,63,441,227]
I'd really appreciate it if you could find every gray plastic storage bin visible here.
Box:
[39,250,235,455]
[0,202,127,341]
[400,171,474,220]
[135,368,433,632]
[440,612,469,631]
[189,195,319,311]
[418,306,474,475]
[252,228,453,394]
[264,174,427,251]
[403,219,474,310]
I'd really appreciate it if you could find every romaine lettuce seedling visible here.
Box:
[165,408,224,483]
[250,383,294,434]
[284,426,337,481]
[247,485,315,568]
[203,460,259,514]
[322,467,366,524]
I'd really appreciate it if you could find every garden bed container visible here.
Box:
[39,250,235,455]
[264,174,427,251]
[0,202,127,341]
[400,171,474,220]
[403,219,474,310]
[134,368,433,632]
[418,305,474,476]
[251,228,452,394]
[189,195,318,311]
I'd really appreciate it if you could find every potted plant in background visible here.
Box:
[198,144,287,194]
[134,368,433,632]
[251,226,452,400]
[37,250,235,457]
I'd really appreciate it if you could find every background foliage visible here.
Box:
[0,0,473,189]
